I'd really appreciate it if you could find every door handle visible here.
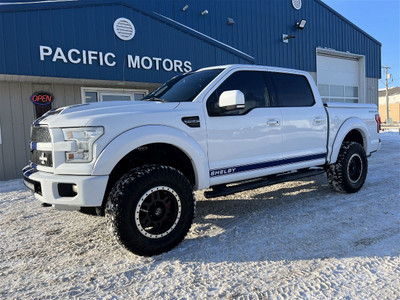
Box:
[313,117,325,125]
[267,120,280,126]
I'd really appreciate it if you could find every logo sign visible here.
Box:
[38,18,193,73]
[31,92,53,106]
[39,152,48,164]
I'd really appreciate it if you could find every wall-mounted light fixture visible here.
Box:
[282,34,295,43]
[296,19,307,29]
[201,10,208,16]
[182,5,189,12]
[227,18,235,25]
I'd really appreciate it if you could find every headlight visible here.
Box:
[62,127,104,163]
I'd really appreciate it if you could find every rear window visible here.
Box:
[269,73,315,107]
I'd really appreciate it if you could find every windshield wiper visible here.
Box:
[142,97,167,102]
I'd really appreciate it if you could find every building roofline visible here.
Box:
[378,87,400,97]
[316,0,381,46]
[0,0,125,12]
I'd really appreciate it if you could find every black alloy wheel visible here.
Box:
[105,165,195,256]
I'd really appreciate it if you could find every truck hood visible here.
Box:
[36,101,180,128]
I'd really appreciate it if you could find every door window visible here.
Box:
[207,71,271,116]
[268,72,315,107]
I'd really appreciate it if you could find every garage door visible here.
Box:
[317,54,359,103]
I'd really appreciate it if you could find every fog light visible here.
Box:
[58,183,78,197]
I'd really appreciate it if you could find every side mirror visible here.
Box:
[219,90,245,109]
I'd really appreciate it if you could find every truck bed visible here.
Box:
[324,102,380,163]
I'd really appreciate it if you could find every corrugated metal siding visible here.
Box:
[0,2,253,82]
[0,82,80,180]
[0,82,15,180]
[153,0,380,77]
[366,78,379,105]
[0,81,34,180]
[0,0,381,82]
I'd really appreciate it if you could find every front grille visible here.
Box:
[31,126,51,143]
[30,150,53,167]
[30,126,53,167]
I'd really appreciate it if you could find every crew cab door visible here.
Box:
[267,72,327,167]
[205,70,283,185]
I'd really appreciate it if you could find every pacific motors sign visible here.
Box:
[39,45,193,73]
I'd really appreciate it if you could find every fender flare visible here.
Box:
[91,125,210,189]
[329,117,370,164]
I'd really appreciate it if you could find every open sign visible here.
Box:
[31,92,53,106]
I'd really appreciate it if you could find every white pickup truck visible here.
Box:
[23,64,381,256]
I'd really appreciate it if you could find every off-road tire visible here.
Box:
[327,141,368,193]
[105,165,195,256]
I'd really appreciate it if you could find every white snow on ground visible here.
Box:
[1,132,399,299]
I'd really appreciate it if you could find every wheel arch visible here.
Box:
[329,118,370,164]
[92,125,209,211]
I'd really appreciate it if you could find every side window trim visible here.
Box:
[263,72,279,107]
[301,76,316,107]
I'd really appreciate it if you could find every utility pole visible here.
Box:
[382,65,391,124]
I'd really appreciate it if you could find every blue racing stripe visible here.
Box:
[210,153,326,177]
[29,162,38,170]
[22,166,38,178]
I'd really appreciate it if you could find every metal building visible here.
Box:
[0,0,381,180]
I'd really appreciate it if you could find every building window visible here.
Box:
[318,84,358,103]
[81,88,147,103]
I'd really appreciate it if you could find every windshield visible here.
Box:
[141,69,223,102]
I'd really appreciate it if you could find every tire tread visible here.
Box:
[327,141,367,193]
[105,165,195,256]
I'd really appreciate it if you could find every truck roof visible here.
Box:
[197,64,312,77]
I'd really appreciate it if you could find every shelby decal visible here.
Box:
[39,46,192,72]
[210,153,327,178]
[210,168,236,177]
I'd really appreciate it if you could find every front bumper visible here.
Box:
[22,166,108,210]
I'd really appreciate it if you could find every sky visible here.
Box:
[323,0,400,90]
